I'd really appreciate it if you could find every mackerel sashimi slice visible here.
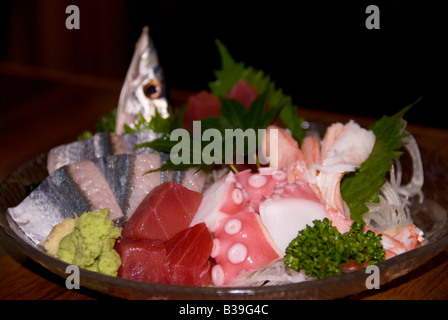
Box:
[121,182,203,241]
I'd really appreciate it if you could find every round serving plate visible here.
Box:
[1,147,447,300]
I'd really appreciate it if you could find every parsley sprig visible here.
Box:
[284,218,385,279]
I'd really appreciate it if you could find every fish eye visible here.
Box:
[143,79,161,99]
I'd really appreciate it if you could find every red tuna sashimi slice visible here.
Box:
[122,182,203,241]
[163,223,213,286]
[226,79,259,108]
[115,238,167,283]
[183,90,221,129]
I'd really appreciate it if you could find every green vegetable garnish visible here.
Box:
[340,98,421,222]
[77,130,93,141]
[124,105,185,135]
[209,40,306,143]
[134,41,306,173]
[95,108,117,133]
[77,108,117,141]
[136,93,278,174]
[284,218,385,279]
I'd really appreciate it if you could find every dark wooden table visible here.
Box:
[1,62,447,300]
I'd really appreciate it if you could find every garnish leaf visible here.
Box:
[219,99,247,130]
[124,113,152,134]
[137,41,309,172]
[95,108,117,133]
[340,102,417,222]
[124,107,181,135]
[78,108,116,141]
[134,135,178,153]
[209,40,306,143]
[78,130,93,141]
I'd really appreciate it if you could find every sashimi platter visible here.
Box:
[1,27,448,299]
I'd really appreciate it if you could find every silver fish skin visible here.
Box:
[7,164,96,246]
[9,154,207,246]
[115,26,169,135]
[47,132,162,174]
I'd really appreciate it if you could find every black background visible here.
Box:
[1,1,444,128]
[129,1,443,128]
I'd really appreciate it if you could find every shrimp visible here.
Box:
[282,120,424,260]
[314,120,376,217]
[287,120,375,217]
[325,205,407,257]
[286,136,321,183]
[279,120,419,258]
[301,135,321,169]
[383,224,423,251]
[261,125,303,170]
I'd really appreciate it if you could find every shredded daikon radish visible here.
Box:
[391,133,424,202]
[363,182,413,231]
[363,133,424,232]
[227,258,312,287]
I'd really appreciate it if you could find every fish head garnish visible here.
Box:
[115,27,169,134]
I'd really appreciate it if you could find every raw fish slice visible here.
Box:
[176,168,208,193]
[122,182,203,241]
[47,132,161,173]
[66,160,123,221]
[47,131,207,196]
[101,153,162,220]
[8,152,208,247]
[126,154,162,217]
[115,238,167,283]
[116,223,213,286]
[6,176,82,246]
[47,132,128,173]
[95,154,203,221]
[163,223,213,286]
[7,160,121,246]
[121,132,162,154]
[8,154,159,246]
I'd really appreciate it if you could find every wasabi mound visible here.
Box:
[57,209,121,277]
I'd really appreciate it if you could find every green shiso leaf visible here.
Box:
[340,98,421,222]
